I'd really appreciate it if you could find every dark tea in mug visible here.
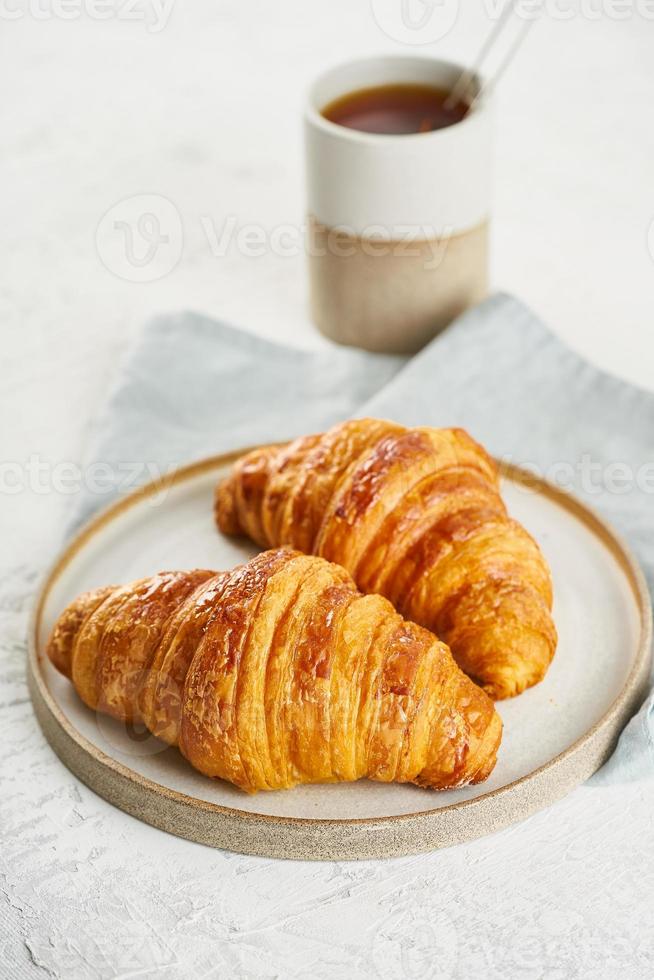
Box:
[321,83,468,136]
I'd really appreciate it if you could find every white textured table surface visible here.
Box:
[2,3,654,978]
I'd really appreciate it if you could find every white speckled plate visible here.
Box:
[28,453,652,860]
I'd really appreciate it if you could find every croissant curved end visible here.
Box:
[46,585,115,679]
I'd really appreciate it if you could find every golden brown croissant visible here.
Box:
[47,548,501,793]
[216,420,557,699]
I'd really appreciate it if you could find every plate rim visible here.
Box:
[27,450,653,859]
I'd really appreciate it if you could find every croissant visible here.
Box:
[216,420,557,700]
[47,548,501,793]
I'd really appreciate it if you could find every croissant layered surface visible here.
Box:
[216,420,557,699]
[47,549,501,793]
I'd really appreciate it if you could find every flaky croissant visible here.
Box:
[47,548,501,793]
[216,420,557,699]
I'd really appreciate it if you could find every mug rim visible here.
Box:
[305,53,488,145]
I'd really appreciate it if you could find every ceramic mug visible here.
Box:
[304,55,492,354]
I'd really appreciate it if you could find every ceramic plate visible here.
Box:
[28,453,652,860]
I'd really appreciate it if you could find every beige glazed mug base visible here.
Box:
[308,215,489,354]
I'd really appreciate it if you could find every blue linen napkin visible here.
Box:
[75,293,654,782]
